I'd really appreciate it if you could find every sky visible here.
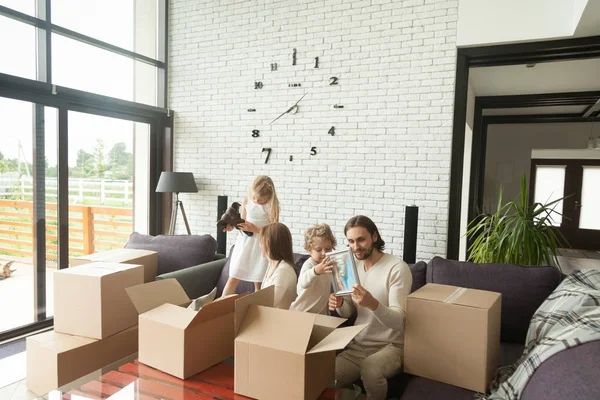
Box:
[0,0,153,167]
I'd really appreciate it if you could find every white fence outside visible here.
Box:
[0,174,133,205]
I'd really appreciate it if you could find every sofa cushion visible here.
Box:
[409,261,427,293]
[125,232,217,275]
[521,340,600,400]
[425,257,562,343]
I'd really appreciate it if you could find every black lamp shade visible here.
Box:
[156,172,198,193]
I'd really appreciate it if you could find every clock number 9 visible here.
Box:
[252,130,260,138]
[329,77,338,85]
[310,146,317,156]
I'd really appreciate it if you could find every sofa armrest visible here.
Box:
[156,257,226,299]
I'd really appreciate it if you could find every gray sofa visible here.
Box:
[156,252,600,400]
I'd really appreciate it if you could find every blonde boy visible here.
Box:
[289,224,337,314]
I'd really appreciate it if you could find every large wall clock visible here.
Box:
[248,48,343,164]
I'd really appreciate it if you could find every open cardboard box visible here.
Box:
[404,283,501,393]
[54,262,144,339]
[126,279,268,379]
[70,248,158,283]
[234,292,367,400]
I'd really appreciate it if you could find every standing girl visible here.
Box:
[221,175,280,296]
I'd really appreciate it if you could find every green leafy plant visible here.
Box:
[466,175,568,267]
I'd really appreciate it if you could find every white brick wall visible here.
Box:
[169,0,458,261]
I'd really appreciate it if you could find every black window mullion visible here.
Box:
[32,103,47,321]
[57,105,69,270]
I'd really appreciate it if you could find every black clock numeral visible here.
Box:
[329,77,338,85]
[310,146,317,156]
[333,104,344,109]
[252,130,260,138]
[248,108,256,112]
[292,48,297,65]
[289,155,293,161]
[254,81,263,89]
[314,57,319,68]
[262,147,272,164]
[271,63,278,71]
[328,126,335,136]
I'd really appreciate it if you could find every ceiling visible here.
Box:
[482,105,589,116]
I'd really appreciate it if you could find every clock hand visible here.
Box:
[269,93,307,125]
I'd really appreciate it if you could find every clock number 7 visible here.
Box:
[262,147,272,164]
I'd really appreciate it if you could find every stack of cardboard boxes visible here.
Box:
[26,249,158,396]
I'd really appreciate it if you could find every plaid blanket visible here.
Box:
[476,269,600,400]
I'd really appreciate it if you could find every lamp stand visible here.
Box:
[168,192,192,235]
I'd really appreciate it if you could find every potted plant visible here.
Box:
[466,175,567,267]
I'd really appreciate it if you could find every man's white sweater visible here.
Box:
[336,253,412,348]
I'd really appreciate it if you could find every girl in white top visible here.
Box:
[221,176,280,296]
[259,222,297,309]
[290,224,337,314]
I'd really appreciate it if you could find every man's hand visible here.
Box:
[314,257,334,275]
[351,285,379,311]
[328,293,343,311]
[237,221,258,233]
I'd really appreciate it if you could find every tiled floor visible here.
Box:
[0,352,36,400]
[556,248,600,275]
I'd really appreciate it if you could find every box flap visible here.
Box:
[307,324,368,354]
[408,284,461,302]
[451,288,501,309]
[78,248,157,261]
[314,314,346,329]
[126,279,190,314]
[142,303,196,329]
[234,286,274,335]
[236,305,315,354]
[186,292,246,328]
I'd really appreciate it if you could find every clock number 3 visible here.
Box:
[262,148,272,164]
[329,77,338,85]
[252,130,260,138]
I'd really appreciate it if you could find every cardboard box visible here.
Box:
[234,300,367,400]
[126,279,262,379]
[26,326,138,396]
[404,284,502,393]
[70,248,158,283]
[54,262,144,339]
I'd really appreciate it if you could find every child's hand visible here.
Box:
[222,224,234,232]
[237,221,258,233]
[314,258,334,275]
[328,293,343,311]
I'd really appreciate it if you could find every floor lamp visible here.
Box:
[156,172,198,235]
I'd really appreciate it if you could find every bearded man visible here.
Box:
[329,215,413,400]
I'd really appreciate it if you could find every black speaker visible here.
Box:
[217,195,228,255]
[403,205,418,264]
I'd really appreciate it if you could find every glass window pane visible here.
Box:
[579,166,600,230]
[0,0,35,16]
[534,165,565,227]
[0,15,36,79]
[51,0,158,59]
[52,33,157,106]
[0,97,57,332]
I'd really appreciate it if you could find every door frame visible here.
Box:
[448,35,600,260]
[530,158,600,250]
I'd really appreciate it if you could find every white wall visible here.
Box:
[169,0,459,260]
[457,0,582,46]
[483,123,595,212]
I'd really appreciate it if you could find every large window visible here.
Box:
[0,1,168,341]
